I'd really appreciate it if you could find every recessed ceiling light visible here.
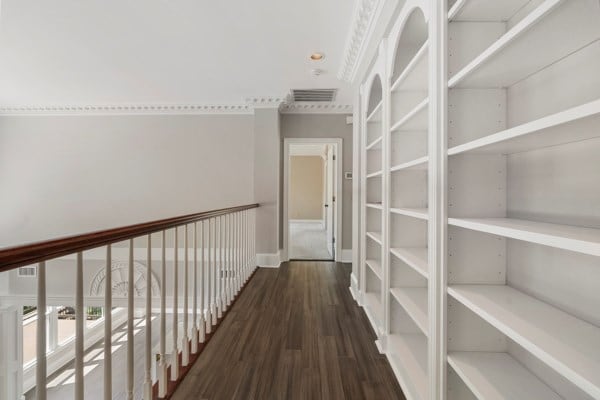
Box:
[310,52,325,61]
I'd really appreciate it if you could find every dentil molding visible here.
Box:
[0,98,352,116]
[338,0,383,82]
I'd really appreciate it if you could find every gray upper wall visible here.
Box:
[280,114,353,249]
[0,114,254,248]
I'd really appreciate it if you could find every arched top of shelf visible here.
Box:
[366,74,383,116]
[390,7,428,85]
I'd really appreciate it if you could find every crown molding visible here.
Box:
[337,0,383,83]
[279,103,353,114]
[0,103,253,116]
[0,98,351,116]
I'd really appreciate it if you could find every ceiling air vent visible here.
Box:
[291,89,337,102]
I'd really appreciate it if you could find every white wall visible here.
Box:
[0,114,254,248]
[289,156,324,220]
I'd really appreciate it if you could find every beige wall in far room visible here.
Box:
[289,156,324,220]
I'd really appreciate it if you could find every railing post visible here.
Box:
[159,231,167,398]
[211,218,218,325]
[36,262,47,400]
[127,241,134,400]
[171,228,180,381]
[236,212,241,291]
[217,216,222,319]
[144,235,152,400]
[228,213,233,305]
[207,218,214,333]
[199,220,206,342]
[182,225,190,366]
[104,246,112,400]
[192,222,199,353]
[76,251,85,400]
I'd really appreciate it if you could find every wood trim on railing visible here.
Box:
[0,203,259,272]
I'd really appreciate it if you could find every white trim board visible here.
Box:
[256,252,281,268]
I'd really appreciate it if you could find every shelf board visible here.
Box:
[366,135,383,150]
[391,40,428,92]
[390,247,428,279]
[387,334,428,400]
[448,285,600,398]
[391,98,428,132]
[366,259,383,281]
[366,203,383,210]
[391,156,428,172]
[367,101,383,123]
[448,0,534,22]
[390,208,429,220]
[448,99,600,156]
[449,0,568,88]
[448,217,600,257]
[390,287,428,336]
[448,352,562,400]
[364,292,383,334]
[366,170,383,179]
[366,231,383,245]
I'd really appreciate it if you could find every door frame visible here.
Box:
[283,138,343,262]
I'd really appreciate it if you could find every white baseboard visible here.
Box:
[289,219,324,225]
[339,248,353,263]
[256,252,281,268]
[349,272,360,302]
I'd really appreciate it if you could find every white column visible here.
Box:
[158,231,167,397]
[127,241,134,400]
[171,228,179,380]
[191,222,199,353]
[211,218,218,325]
[199,220,206,342]
[36,262,47,400]
[75,252,85,400]
[104,246,112,400]
[429,0,448,399]
[144,235,152,400]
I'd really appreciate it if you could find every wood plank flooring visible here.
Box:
[172,261,405,400]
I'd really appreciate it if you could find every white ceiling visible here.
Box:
[0,1,356,108]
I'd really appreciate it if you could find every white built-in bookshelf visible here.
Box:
[357,1,600,399]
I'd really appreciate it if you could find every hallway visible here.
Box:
[172,261,404,400]
[289,221,332,260]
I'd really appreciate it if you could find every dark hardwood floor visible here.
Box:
[172,261,405,400]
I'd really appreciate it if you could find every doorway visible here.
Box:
[283,138,342,261]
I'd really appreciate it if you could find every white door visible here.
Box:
[325,145,335,258]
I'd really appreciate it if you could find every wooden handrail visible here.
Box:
[0,203,259,272]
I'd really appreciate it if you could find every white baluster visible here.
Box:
[228,213,233,305]
[199,220,206,342]
[233,212,240,295]
[244,211,248,282]
[207,218,214,332]
[127,241,134,400]
[221,215,227,314]
[252,209,256,268]
[144,235,152,400]
[192,222,199,353]
[76,251,85,400]
[36,262,47,400]
[104,246,112,400]
[217,215,223,319]
[171,228,179,380]
[236,212,241,292]
[182,225,190,367]
[158,231,167,398]
[211,218,218,325]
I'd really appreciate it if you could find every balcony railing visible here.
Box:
[0,203,259,400]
